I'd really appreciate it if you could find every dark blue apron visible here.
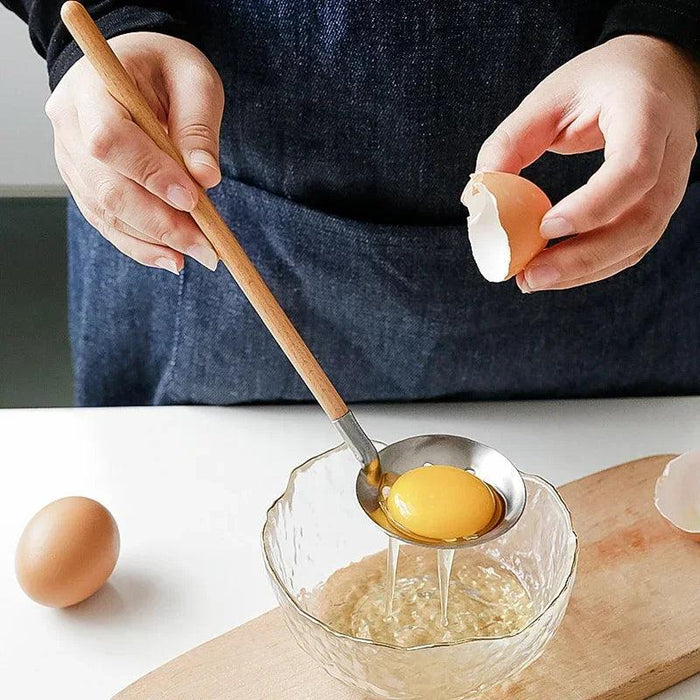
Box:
[67,1,700,406]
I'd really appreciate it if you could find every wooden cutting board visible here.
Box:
[115,455,700,700]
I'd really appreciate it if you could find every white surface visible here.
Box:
[0,9,62,193]
[1,399,698,699]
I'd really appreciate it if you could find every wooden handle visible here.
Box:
[60,1,349,421]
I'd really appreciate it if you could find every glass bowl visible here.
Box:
[262,443,578,699]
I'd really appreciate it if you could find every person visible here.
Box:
[4,1,699,406]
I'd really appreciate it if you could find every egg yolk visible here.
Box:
[385,465,496,541]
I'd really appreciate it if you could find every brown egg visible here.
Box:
[461,171,552,282]
[15,497,120,608]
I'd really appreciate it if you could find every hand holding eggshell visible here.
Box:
[15,497,120,608]
[474,35,700,292]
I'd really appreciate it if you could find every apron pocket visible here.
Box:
[160,176,474,404]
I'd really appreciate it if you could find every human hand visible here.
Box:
[45,32,224,274]
[476,35,700,292]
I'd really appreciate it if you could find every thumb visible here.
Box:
[476,87,568,174]
[166,61,224,189]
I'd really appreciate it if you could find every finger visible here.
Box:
[163,58,224,188]
[519,133,694,292]
[541,98,671,239]
[59,121,218,270]
[89,212,183,274]
[91,175,219,270]
[59,143,178,246]
[57,141,181,268]
[65,177,183,274]
[476,86,571,174]
[75,87,199,212]
[516,247,650,291]
[519,222,653,292]
[85,171,217,270]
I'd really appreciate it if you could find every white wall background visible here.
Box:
[0,9,63,194]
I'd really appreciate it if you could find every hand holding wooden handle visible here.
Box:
[59,1,349,421]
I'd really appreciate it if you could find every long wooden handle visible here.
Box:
[60,1,349,421]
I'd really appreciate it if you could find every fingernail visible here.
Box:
[517,276,532,294]
[167,184,196,212]
[190,149,219,173]
[155,257,180,275]
[540,216,574,239]
[525,264,560,289]
[186,243,218,271]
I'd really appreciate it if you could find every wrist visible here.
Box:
[49,8,187,91]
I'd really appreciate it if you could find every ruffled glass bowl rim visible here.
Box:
[261,442,579,652]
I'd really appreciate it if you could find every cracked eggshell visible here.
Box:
[461,172,551,282]
[654,452,700,542]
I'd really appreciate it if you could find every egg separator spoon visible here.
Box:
[61,1,525,549]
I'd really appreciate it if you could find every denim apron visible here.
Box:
[68,1,700,406]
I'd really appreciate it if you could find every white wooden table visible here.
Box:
[1,399,698,698]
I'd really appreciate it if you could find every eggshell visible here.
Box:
[654,453,700,542]
[15,497,120,608]
[461,171,551,282]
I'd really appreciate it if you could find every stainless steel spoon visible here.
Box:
[338,415,526,549]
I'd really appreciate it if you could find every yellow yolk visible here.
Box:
[385,465,496,541]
